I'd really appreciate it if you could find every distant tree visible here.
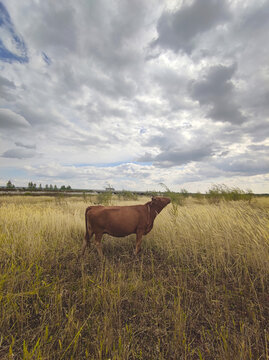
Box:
[49,184,53,190]
[54,185,58,191]
[66,185,71,190]
[6,180,15,189]
[45,184,49,190]
[28,182,37,190]
[39,184,42,190]
[60,185,66,191]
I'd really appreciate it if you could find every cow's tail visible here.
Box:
[85,206,93,243]
[79,207,94,259]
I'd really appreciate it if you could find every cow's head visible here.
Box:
[151,196,171,213]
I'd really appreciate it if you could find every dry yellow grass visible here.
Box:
[0,195,268,359]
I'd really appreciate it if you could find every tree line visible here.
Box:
[6,180,71,191]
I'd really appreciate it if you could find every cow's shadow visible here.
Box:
[80,233,173,278]
[98,234,136,261]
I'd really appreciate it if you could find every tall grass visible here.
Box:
[0,196,268,359]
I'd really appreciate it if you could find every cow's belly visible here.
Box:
[103,223,137,237]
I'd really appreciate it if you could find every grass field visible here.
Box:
[0,195,268,359]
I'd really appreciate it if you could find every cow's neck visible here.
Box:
[147,202,163,226]
[149,205,158,220]
[144,202,163,234]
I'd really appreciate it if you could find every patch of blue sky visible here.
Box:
[42,52,52,65]
[0,167,27,179]
[132,161,153,166]
[65,161,153,168]
[0,2,28,63]
[140,128,146,134]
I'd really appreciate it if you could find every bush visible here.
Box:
[97,191,112,205]
[118,191,138,201]
[206,184,253,204]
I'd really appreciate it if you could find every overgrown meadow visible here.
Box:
[0,194,268,359]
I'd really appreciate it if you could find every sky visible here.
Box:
[0,0,269,193]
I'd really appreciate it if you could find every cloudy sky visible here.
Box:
[0,0,269,192]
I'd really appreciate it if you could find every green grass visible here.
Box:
[0,196,268,359]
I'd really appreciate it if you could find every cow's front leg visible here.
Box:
[134,230,143,256]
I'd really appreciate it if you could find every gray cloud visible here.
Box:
[248,144,269,152]
[152,0,231,53]
[0,75,16,101]
[0,108,30,128]
[26,1,78,53]
[2,148,35,159]
[77,0,150,70]
[214,154,269,176]
[138,126,217,167]
[154,146,214,167]
[235,1,269,40]
[142,127,185,150]
[245,119,269,142]
[15,142,36,149]
[18,106,54,126]
[0,75,15,89]
[190,64,246,124]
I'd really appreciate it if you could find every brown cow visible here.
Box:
[81,196,170,257]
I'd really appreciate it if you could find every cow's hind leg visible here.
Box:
[94,233,104,258]
[81,230,94,257]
